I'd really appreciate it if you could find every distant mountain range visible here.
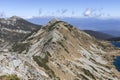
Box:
[27,17,120,37]
[107,37,120,41]
[83,30,114,40]
[101,30,120,37]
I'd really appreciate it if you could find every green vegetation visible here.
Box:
[33,52,59,79]
[12,42,30,53]
[63,36,67,40]
[0,74,20,80]
[89,65,98,72]
[44,38,53,46]
[79,74,89,80]
[68,24,74,28]
[82,68,96,80]
[46,51,51,57]
[64,48,69,53]
[64,23,74,31]
[74,78,80,80]
[57,41,69,53]
[22,27,41,41]
[57,41,64,48]
[47,21,62,31]
[64,23,73,28]
[33,55,49,69]
[76,73,89,80]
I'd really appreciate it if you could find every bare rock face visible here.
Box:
[0,16,41,41]
[0,19,120,80]
[0,16,41,51]
[0,52,49,80]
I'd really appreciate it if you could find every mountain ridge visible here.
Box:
[0,18,120,80]
[0,16,41,42]
[12,19,120,79]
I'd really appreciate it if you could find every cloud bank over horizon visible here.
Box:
[0,0,120,19]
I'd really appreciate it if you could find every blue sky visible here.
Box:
[0,0,120,18]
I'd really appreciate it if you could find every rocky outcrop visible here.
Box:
[0,16,41,51]
[0,16,41,42]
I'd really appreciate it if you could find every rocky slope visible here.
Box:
[0,16,41,50]
[0,18,120,80]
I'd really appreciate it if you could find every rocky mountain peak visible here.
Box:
[49,18,60,23]
[9,19,120,80]
[10,16,21,19]
[0,16,22,24]
[44,19,76,33]
[0,16,41,47]
[8,16,22,22]
[45,18,60,26]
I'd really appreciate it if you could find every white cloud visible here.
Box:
[84,8,92,16]
[22,16,34,19]
[83,8,111,18]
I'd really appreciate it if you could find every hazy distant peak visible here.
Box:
[9,16,22,21]
[10,16,21,19]
[0,16,23,24]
